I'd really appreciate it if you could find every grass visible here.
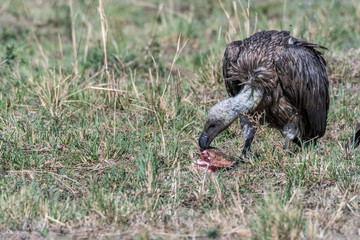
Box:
[0,0,359,239]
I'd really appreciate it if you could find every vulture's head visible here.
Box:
[199,98,238,150]
[199,86,263,150]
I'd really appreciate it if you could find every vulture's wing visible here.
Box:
[223,41,243,97]
[275,43,329,138]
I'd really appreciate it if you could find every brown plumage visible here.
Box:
[199,30,330,156]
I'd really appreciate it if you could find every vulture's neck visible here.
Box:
[209,86,263,123]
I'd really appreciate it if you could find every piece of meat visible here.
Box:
[193,148,233,172]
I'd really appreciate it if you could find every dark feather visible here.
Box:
[347,123,360,149]
[354,124,360,148]
[275,44,329,138]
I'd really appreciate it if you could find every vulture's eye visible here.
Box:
[209,123,216,129]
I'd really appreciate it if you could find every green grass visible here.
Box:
[0,0,360,239]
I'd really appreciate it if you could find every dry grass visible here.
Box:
[0,0,359,239]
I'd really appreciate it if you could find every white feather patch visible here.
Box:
[254,66,267,72]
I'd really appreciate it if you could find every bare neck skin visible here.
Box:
[208,86,263,121]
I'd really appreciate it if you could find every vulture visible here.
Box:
[199,30,330,157]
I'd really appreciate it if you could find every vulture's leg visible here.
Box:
[240,115,257,158]
[282,123,299,150]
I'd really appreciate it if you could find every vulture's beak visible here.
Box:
[199,131,209,150]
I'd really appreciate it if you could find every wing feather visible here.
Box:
[223,41,243,97]
[275,44,329,138]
